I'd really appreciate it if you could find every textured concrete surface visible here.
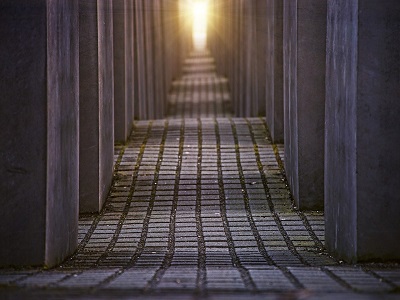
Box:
[153,0,167,119]
[79,0,115,213]
[255,0,267,117]
[325,0,400,262]
[113,0,133,143]
[162,0,181,103]
[144,1,156,120]
[134,0,147,120]
[1,52,399,299]
[0,0,79,267]
[283,0,326,210]
[265,0,284,143]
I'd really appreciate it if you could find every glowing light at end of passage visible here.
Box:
[191,0,209,51]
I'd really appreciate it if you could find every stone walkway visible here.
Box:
[0,51,399,299]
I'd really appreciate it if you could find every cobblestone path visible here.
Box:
[1,51,399,299]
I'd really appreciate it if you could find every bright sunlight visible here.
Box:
[191,0,209,51]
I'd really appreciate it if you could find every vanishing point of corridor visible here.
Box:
[1,52,399,300]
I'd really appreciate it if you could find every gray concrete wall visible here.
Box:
[132,1,139,120]
[112,0,133,142]
[232,2,241,116]
[283,0,326,210]
[0,0,79,267]
[265,0,284,143]
[79,0,114,213]
[238,2,246,116]
[255,0,267,117]
[132,0,179,121]
[325,0,400,262]
[134,0,147,120]
[248,1,258,117]
[144,1,155,120]
[162,0,180,94]
[153,0,166,119]
[211,0,266,118]
[126,0,134,127]
[113,0,129,142]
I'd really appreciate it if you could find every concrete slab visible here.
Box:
[0,0,79,267]
[283,0,327,210]
[255,0,267,118]
[79,0,114,213]
[134,0,147,120]
[325,0,400,262]
[113,0,134,143]
[144,1,155,120]
[153,0,166,119]
[113,0,128,142]
[265,0,284,143]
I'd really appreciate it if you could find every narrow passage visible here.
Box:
[4,51,396,299]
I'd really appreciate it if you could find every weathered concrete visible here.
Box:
[113,0,134,143]
[255,0,267,118]
[153,0,166,119]
[131,1,139,120]
[249,1,259,117]
[79,0,114,213]
[237,1,248,117]
[162,0,180,95]
[0,0,79,267]
[244,2,254,117]
[325,0,400,262]
[265,0,284,143]
[113,0,129,142]
[144,1,155,120]
[126,0,134,127]
[212,0,263,118]
[134,0,147,120]
[283,0,326,210]
[232,1,241,116]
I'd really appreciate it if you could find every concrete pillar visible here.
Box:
[162,0,180,94]
[225,0,234,80]
[325,0,400,262]
[255,0,267,118]
[238,1,257,117]
[265,0,284,143]
[0,0,79,267]
[144,1,155,120]
[153,0,166,119]
[231,1,240,115]
[250,1,259,117]
[79,0,114,213]
[237,1,246,116]
[131,1,139,120]
[228,0,241,112]
[126,0,134,125]
[134,0,147,120]
[283,0,327,210]
[113,0,134,143]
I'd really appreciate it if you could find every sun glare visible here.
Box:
[191,0,209,51]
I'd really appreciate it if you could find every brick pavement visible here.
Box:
[0,51,399,299]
